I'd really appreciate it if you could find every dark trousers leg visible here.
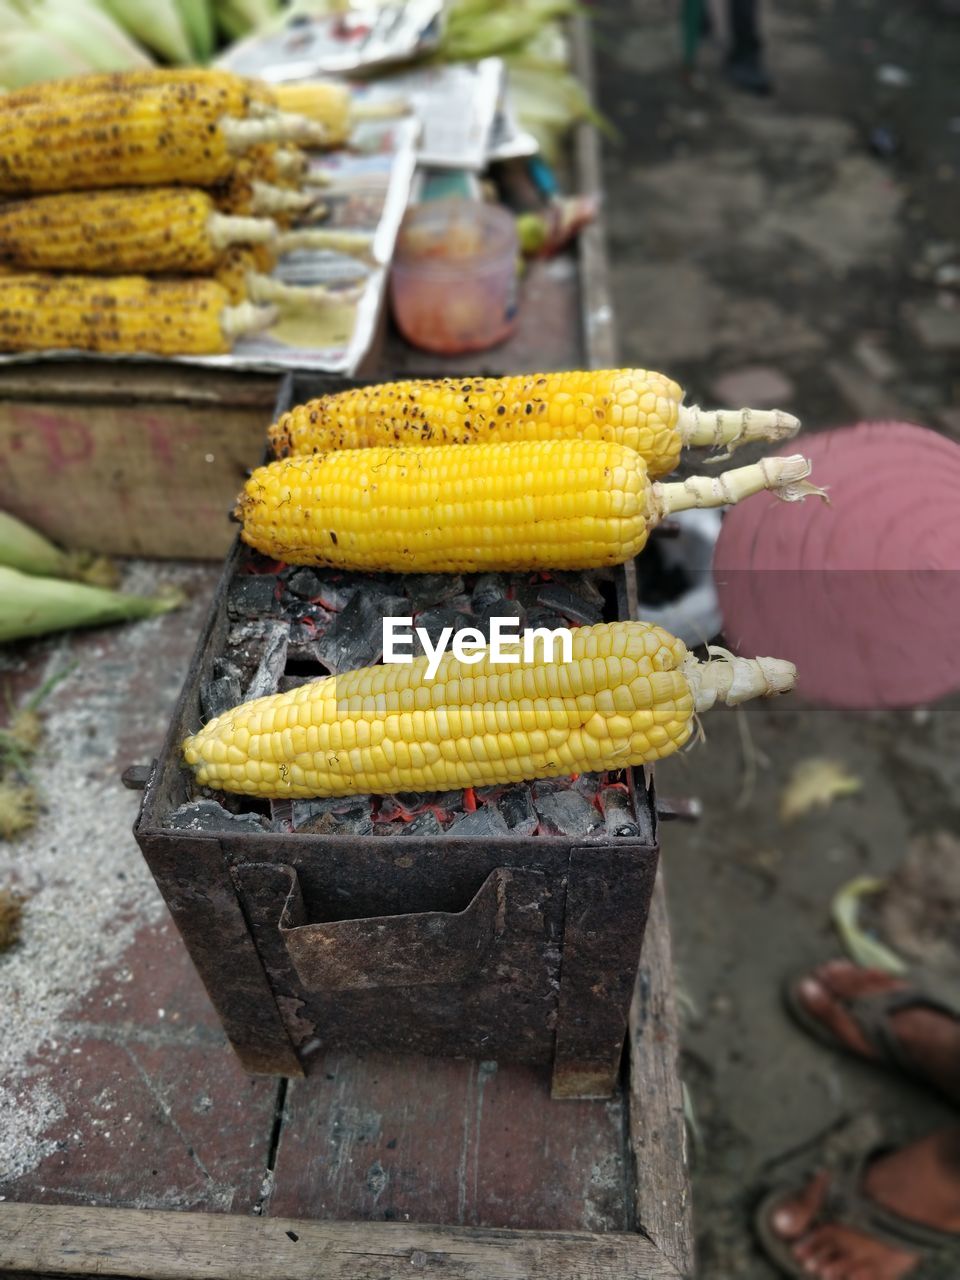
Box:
[727,0,762,58]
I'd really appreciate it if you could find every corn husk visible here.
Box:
[27,0,152,71]
[0,26,91,87]
[441,0,574,60]
[93,0,193,63]
[0,564,182,642]
[173,0,214,60]
[0,512,72,577]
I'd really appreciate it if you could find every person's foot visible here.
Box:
[794,960,960,1105]
[770,1130,960,1278]
[723,52,773,95]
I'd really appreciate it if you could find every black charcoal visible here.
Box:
[496,786,538,836]
[410,607,473,656]
[297,798,374,836]
[168,799,268,833]
[447,806,509,837]
[200,673,242,721]
[316,591,405,673]
[536,582,603,625]
[599,787,640,837]
[286,568,327,599]
[398,809,443,836]
[405,573,465,611]
[534,790,602,837]
[243,622,290,701]
[471,573,507,612]
[228,575,284,618]
[475,598,526,637]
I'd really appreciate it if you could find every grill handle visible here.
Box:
[276,864,516,992]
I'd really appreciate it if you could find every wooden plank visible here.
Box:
[0,361,277,406]
[629,875,695,1278]
[0,394,267,558]
[268,1052,633,1233]
[0,1204,683,1280]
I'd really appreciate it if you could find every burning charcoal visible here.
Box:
[551,570,606,607]
[496,785,538,836]
[399,809,443,836]
[316,590,405,673]
[286,568,327,600]
[243,621,290,702]
[410,607,472,656]
[447,806,509,837]
[536,582,602,626]
[522,607,568,634]
[572,772,603,801]
[200,673,242,721]
[534,790,602,838]
[475,598,526,638]
[405,574,466,611]
[471,573,507,612]
[531,778,572,799]
[287,617,329,652]
[168,799,268,833]
[297,798,374,836]
[228,575,284,618]
[598,787,640,838]
[292,795,372,828]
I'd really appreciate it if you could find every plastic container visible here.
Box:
[389,199,519,354]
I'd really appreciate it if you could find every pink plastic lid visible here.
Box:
[713,421,960,707]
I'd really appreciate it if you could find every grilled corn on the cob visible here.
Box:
[0,273,275,355]
[0,68,266,115]
[0,188,276,274]
[183,622,796,799]
[271,80,409,148]
[0,85,327,195]
[268,371,800,477]
[237,441,818,573]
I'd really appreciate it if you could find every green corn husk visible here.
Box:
[27,0,153,71]
[215,0,281,39]
[441,0,574,61]
[173,0,214,60]
[0,564,182,643]
[831,876,907,976]
[93,0,193,63]
[0,26,91,87]
[0,512,74,577]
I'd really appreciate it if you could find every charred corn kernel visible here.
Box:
[236,440,820,573]
[0,68,266,115]
[0,189,276,274]
[269,371,801,478]
[0,86,326,196]
[0,273,276,356]
[183,622,796,799]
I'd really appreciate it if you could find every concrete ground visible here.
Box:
[594,0,960,1274]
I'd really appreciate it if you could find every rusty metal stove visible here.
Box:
[132,375,661,1100]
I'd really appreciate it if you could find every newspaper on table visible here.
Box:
[220,1,444,80]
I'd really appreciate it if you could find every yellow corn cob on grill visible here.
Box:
[183,622,796,800]
[0,84,325,195]
[237,440,818,573]
[0,273,275,355]
[0,188,276,275]
[268,370,801,477]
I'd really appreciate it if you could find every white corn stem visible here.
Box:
[220,301,278,340]
[276,228,375,262]
[274,147,308,180]
[352,96,411,121]
[249,181,317,216]
[677,404,801,460]
[222,111,331,152]
[247,275,364,307]
[207,212,277,250]
[653,455,823,518]
[683,648,797,712]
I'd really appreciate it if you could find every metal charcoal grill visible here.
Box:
[132,374,661,1099]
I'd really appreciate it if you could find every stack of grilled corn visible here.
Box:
[183,369,816,799]
[0,69,369,356]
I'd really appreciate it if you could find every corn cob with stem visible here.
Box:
[0,188,276,275]
[268,370,799,476]
[270,80,410,148]
[183,620,796,800]
[0,86,329,195]
[236,440,820,573]
[0,273,276,355]
[211,170,322,220]
[215,247,364,309]
[0,68,268,115]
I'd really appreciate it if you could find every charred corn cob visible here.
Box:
[0,68,268,115]
[268,371,800,477]
[0,273,275,355]
[237,441,819,573]
[183,622,796,799]
[0,86,327,195]
[0,188,276,274]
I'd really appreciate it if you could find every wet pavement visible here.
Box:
[596,0,960,1273]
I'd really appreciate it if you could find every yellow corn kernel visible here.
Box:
[0,273,275,355]
[268,371,801,478]
[0,188,275,275]
[271,80,351,145]
[0,85,320,196]
[0,68,267,115]
[236,440,817,573]
[183,621,795,799]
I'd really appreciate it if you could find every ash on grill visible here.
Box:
[170,551,651,841]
